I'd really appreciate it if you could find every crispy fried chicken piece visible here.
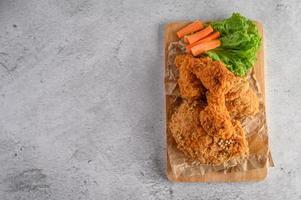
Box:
[226,88,259,119]
[169,101,213,164]
[169,100,248,165]
[225,77,259,118]
[208,120,249,164]
[198,92,249,161]
[199,93,234,139]
[210,120,249,162]
[174,54,205,100]
[189,57,236,94]
[186,56,258,119]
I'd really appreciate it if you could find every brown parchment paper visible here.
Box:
[165,42,274,179]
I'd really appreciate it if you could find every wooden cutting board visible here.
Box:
[164,21,269,182]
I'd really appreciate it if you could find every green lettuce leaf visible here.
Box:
[207,13,261,76]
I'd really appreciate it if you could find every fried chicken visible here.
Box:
[174,54,205,100]
[189,57,236,94]
[199,93,234,139]
[169,54,259,165]
[226,88,259,119]
[223,77,259,118]
[169,101,213,164]
[228,120,249,157]
[175,54,259,118]
[169,100,248,165]
[206,120,249,164]
[173,53,260,120]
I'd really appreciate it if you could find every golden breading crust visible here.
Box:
[189,57,236,94]
[229,120,249,157]
[199,93,234,139]
[174,54,205,100]
[225,77,259,119]
[174,54,259,118]
[226,88,259,119]
[169,101,249,165]
[169,101,213,164]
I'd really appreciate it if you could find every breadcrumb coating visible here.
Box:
[174,54,205,100]
[199,93,234,139]
[169,101,248,165]
[226,88,259,119]
[189,57,235,94]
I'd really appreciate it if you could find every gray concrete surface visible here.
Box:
[0,0,300,199]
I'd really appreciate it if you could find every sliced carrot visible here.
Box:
[191,39,221,56]
[176,20,203,38]
[186,25,214,44]
[186,31,220,52]
[199,31,220,42]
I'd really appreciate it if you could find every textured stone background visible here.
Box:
[0,0,300,199]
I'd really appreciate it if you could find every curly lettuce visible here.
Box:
[207,13,261,76]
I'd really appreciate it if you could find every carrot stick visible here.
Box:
[191,39,221,56]
[176,20,203,38]
[186,31,220,52]
[199,31,220,43]
[186,25,214,44]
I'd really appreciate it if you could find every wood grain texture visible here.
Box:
[164,21,268,182]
